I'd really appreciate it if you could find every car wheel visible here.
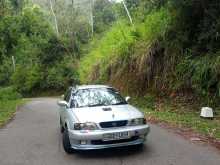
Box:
[60,118,65,133]
[63,129,74,154]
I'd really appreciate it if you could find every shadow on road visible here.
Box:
[75,145,151,158]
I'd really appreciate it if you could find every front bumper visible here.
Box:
[68,125,150,150]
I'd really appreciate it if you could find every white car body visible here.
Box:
[58,85,150,151]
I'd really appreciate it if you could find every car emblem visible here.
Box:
[112,114,115,119]
[112,122,117,127]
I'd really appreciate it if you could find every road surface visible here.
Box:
[0,98,220,165]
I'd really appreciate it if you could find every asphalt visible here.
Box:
[0,98,220,165]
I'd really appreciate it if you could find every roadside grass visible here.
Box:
[0,99,26,127]
[132,95,220,140]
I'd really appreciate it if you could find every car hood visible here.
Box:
[71,104,143,123]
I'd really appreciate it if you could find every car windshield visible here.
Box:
[71,88,127,108]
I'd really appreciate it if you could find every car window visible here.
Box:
[71,88,127,108]
[64,89,71,102]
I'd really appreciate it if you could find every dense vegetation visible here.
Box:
[0,0,115,96]
[0,86,24,126]
[0,1,76,96]
[80,0,220,107]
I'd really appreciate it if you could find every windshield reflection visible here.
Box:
[71,88,127,108]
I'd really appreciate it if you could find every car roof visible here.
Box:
[75,85,113,90]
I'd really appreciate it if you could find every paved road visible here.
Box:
[0,98,220,165]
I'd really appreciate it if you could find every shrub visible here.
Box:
[176,53,220,102]
[11,65,42,95]
[0,59,13,86]
[43,57,79,91]
[0,86,21,100]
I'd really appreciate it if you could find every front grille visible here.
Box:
[91,136,139,145]
[99,120,128,128]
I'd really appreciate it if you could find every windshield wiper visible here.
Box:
[111,102,127,105]
[88,103,106,107]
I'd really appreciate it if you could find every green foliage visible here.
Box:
[0,99,25,127]
[79,20,134,82]
[93,0,116,33]
[38,36,66,66]
[79,8,172,83]
[1,0,220,102]
[10,57,79,95]
[166,0,220,101]
[176,53,220,102]
[0,59,13,85]
[0,86,21,100]
[125,0,166,16]
[11,64,42,95]
[132,94,156,109]
[0,4,79,95]
[43,57,79,90]
[134,95,220,139]
[79,0,220,104]
[0,0,11,17]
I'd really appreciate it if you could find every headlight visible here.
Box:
[128,118,146,126]
[74,122,98,130]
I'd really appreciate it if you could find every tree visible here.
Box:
[93,0,115,33]
[10,0,25,13]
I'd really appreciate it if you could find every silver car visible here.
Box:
[57,85,150,153]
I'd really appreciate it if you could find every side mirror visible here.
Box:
[125,96,131,102]
[61,94,64,99]
[57,100,68,107]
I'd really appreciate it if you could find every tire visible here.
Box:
[60,118,65,133]
[62,129,74,154]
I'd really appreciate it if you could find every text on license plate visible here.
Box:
[103,132,130,141]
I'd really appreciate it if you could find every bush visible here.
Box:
[0,86,21,100]
[0,5,80,96]
[175,53,220,101]
[11,65,42,95]
[0,60,13,86]
[43,57,79,90]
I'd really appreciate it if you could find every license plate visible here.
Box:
[103,132,130,141]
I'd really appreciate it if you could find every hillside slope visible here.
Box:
[79,1,220,106]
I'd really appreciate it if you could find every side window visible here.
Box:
[64,89,71,102]
[70,99,75,108]
[70,92,77,108]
